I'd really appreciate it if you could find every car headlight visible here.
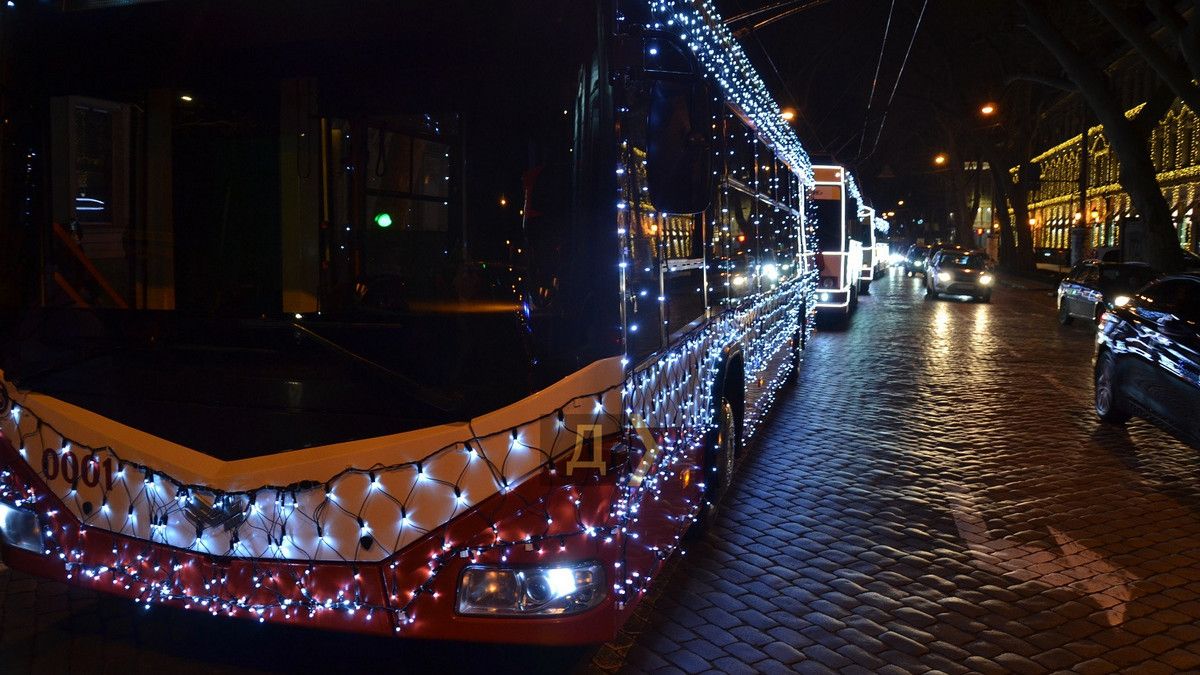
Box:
[0,501,44,554]
[937,271,952,283]
[979,274,994,285]
[457,562,605,616]
[914,260,924,267]
[1112,294,1131,307]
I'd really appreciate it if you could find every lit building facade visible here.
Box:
[1020,50,1200,255]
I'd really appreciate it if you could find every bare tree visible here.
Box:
[1017,0,1184,272]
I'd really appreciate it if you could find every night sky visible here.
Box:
[720,0,1115,222]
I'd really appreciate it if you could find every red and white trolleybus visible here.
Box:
[812,164,864,316]
[0,0,820,644]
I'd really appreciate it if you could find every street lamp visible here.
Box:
[933,153,948,166]
[780,109,796,122]
[980,103,996,116]
[897,200,905,206]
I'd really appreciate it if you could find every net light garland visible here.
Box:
[0,273,806,632]
[642,0,814,184]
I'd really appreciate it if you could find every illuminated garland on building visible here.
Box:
[1018,97,1199,250]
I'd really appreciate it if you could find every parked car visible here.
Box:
[1095,246,1200,271]
[1057,260,1156,326]
[1035,247,1072,274]
[925,249,995,302]
[1095,274,1200,447]
[903,244,931,276]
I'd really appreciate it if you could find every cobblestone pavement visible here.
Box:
[609,270,1200,674]
[3,270,1199,674]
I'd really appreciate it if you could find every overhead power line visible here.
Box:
[856,0,898,160]
[724,0,811,26]
[865,0,930,160]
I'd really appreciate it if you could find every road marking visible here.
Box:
[948,487,1138,626]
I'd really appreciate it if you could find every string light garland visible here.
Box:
[642,0,814,183]
[0,272,807,633]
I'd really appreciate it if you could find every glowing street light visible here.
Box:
[897,200,906,206]
[980,103,996,116]
[781,109,796,122]
[933,153,948,166]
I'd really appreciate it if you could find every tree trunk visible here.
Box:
[985,146,1036,273]
[991,167,1017,269]
[1009,175,1037,271]
[1018,0,1184,272]
[1091,0,1200,117]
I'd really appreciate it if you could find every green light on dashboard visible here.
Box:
[374,212,393,228]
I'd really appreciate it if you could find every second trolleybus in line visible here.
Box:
[811,164,882,319]
[0,0,883,644]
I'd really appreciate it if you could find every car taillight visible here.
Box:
[1098,311,1111,326]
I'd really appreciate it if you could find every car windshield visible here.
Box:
[941,253,986,267]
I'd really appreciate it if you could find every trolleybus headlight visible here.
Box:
[457,562,605,616]
[0,501,43,554]
[937,271,952,283]
[979,273,994,286]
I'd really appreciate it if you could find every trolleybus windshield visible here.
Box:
[0,1,617,458]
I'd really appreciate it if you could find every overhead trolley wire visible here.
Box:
[864,0,930,160]
[856,0,898,160]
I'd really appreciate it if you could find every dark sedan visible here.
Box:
[1057,260,1156,326]
[1095,274,1200,447]
[902,244,931,276]
[924,249,995,302]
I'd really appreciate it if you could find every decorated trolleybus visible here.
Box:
[811,164,866,316]
[0,0,819,644]
[855,205,890,284]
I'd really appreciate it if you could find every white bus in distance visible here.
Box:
[812,165,864,318]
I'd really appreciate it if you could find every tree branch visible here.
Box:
[1090,0,1200,116]
[1005,73,1077,92]
[1147,0,1200,82]
[1147,0,1186,36]
[1133,82,1178,139]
